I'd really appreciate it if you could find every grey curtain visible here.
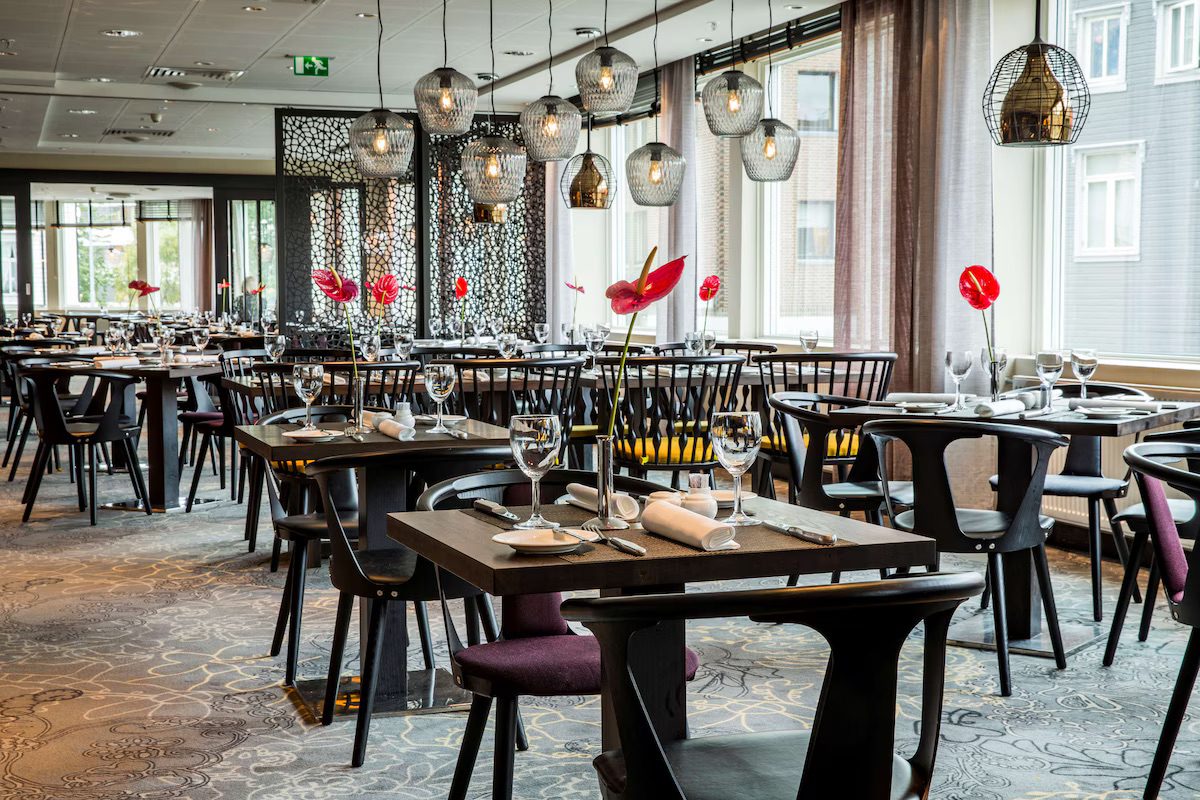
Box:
[182,199,215,312]
[544,159,575,338]
[834,0,993,393]
[658,57,700,343]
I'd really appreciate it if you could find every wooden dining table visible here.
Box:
[388,497,935,748]
[830,399,1200,656]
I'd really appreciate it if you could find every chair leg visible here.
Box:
[2,408,23,468]
[987,552,1012,696]
[270,560,292,658]
[7,414,32,482]
[228,439,237,499]
[492,696,519,800]
[351,598,388,768]
[21,443,49,521]
[1087,499,1104,622]
[186,433,212,513]
[1140,561,1161,643]
[322,590,354,726]
[1032,545,1068,670]
[980,560,992,609]
[73,444,86,511]
[237,453,247,504]
[119,439,144,509]
[514,698,529,752]
[283,542,309,687]
[475,594,500,642]
[100,443,112,475]
[449,695,494,800]
[414,600,436,671]
[464,602,481,646]
[269,534,283,573]
[1145,628,1200,800]
[178,422,192,470]
[21,441,43,505]
[1103,498,1141,605]
[245,458,264,551]
[787,574,801,587]
[1104,530,1147,667]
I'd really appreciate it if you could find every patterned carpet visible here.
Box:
[1,460,1199,800]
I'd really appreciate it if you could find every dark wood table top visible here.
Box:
[388,497,935,596]
[234,418,512,461]
[831,400,1200,437]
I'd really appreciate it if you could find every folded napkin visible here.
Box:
[173,353,218,364]
[376,418,416,439]
[24,332,42,341]
[1069,398,1161,413]
[565,483,641,521]
[1001,388,1063,409]
[884,392,958,404]
[361,410,393,430]
[640,501,739,551]
[93,356,139,368]
[971,399,1027,418]
[75,346,105,355]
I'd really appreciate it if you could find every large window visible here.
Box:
[1077,4,1128,90]
[146,219,195,310]
[1049,0,1200,358]
[58,202,138,309]
[613,117,669,333]
[694,77,734,337]
[1158,0,1199,78]
[230,199,277,319]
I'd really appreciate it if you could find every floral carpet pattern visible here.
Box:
[1,465,1199,799]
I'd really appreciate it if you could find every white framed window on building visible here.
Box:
[1156,0,1199,82]
[795,70,837,132]
[1076,4,1129,91]
[1072,142,1144,261]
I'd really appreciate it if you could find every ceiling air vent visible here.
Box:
[144,66,245,82]
[104,128,175,138]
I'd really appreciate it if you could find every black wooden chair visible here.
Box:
[519,342,644,359]
[282,347,353,362]
[319,360,420,409]
[653,340,778,361]
[562,571,983,800]
[1118,441,1200,799]
[865,418,1069,696]
[251,363,306,414]
[443,356,584,441]
[418,468,695,800]
[410,344,501,366]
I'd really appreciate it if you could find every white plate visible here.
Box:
[282,428,345,440]
[897,401,949,412]
[415,414,467,426]
[711,489,757,508]
[1077,406,1133,417]
[492,528,601,555]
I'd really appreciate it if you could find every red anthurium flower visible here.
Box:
[140,284,160,297]
[606,254,687,316]
[248,283,267,295]
[365,274,401,306]
[959,265,1000,311]
[217,279,231,291]
[454,276,468,300]
[699,274,720,302]
[401,283,416,292]
[566,281,585,294]
[128,279,147,292]
[313,268,359,303]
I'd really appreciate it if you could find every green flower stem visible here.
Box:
[701,301,710,338]
[344,304,358,381]
[606,312,638,438]
[981,309,993,365]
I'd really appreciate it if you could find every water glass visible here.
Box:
[470,318,485,345]
[360,333,381,362]
[394,332,415,360]
[266,335,287,362]
[533,322,550,344]
[560,322,578,345]
[192,328,211,352]
[799,329,819,353]
[104,327,121,353]
[292,363,324,431]
[1035,351,1065,394]
[945,350,974,410]
[711,411,763,527]
[509,414,563,529]
[1071,349,1099,399]
[497,333,519,358]
[584,325,609,373]
[424,363,457,434]
[430,317,443,345]
[684,331,704,356]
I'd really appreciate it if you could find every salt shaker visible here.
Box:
[681,473,719,519]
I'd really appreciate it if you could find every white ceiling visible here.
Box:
[0,0,836,162]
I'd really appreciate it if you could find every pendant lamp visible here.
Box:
[561,116,614,209]
[414,0,478,136]
[520,0,582,161]
[626,0,685,206]
[575,0,637,114]
[349,0,414,177]
[741,0,799,181]
[701,0,763,137]
[983,0,1090,146]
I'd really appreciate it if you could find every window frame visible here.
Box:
[1156,0,1200,83]
[1075,3,1130,92]
[1071,140,1145,262]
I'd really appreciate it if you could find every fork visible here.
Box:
[581,520,647,556]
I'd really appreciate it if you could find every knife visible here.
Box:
[765,521,838,546]
[473,498,520,522]
[602,535,647,556]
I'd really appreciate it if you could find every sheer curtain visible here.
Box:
[182,199,214,312]
[544,160,574,338]
[658,57,699,343]
[835,0,993,393]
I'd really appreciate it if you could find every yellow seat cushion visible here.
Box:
[570,423,599,439]
[615,437,714,465]
[762,433,858,458]
[271,459,313,476]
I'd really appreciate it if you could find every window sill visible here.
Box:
[1012,354,1200,395]
[1154,69,1200,86]
[1071,251,1141,263]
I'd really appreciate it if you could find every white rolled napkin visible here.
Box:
[173,353,218,364]
[1000,389,1063,409]
[971,399,1027,418]
[93,356,139,368]
[1069,398,1161,413]
[376,418,415,439]
[565,482,641,521]
[75,346,105,355]
[884,392,958,404]
[361,410,393,430]
[25,332,42,340]
[640,501,739,551]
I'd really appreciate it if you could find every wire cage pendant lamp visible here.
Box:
[983,0,1090,146]
[520,0,582,161]
[414,0,479,136]
[575,0,638,115]
[349,0,414,177]
[561,115,615,209]
[461,0,527,217]
[701,0,764,138]
[741,0,798,181]
[626,0,685,206]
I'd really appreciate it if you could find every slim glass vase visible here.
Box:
[989,360,1003,402]
[346,375,366,436]
[589,435,630,531]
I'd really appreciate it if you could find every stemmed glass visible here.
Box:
[486,315,503,339]
[560,322,578,345]
[158,326,175,365]
[424,363,456,434]
[121,324,135,351]
[430,317,444,346]
[1035,351,1065,399]
[470,318,485,345]
[292,363,324,431]
[1071,349,1098,399]
[945,350,974,410]
[684,331,704,356]
[799,329,819,353]
[583,325,609,375]
[266,335,287,362]
[360,333,381,362]
[192,327,210,353]
[711,411,763,527]
[508,414,563,529]
[394,332,415,360]
[497,333,519,358]
[533,323,550,344]
[104,327,121,354]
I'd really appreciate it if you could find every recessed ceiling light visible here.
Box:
[59,133,79,138]
[356,11,376,18]
[575,27,602,38]
[476,72,499,82]
[697,37,713,42]
[785,4,803,8]
[207,127,219,132]
[242,5,265,11]
[101,29,141,38]
[0,51,17,57]
[68,108,97,115]
[88,77,113,83]
[194,60,214,67]
[503,49,534,57]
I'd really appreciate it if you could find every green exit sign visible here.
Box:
[293,56,330,76]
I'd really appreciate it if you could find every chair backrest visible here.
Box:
[595,354,744,469]
[319,360,420,409]
[29,368,135,445]
[864,418,1068,554]
[251,362,306,413]
[1055,382,1149,400]
[409,344,502,367]
[283,347,352,363]
[1124,441,1200,625]
[653,341,778,361]
[561,572,983,800]
[440,356,585,443]
[220,348,267,378]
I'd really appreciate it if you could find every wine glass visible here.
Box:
[104,327,121,354]
[945,350,974,410]
[711,411,763,527]
[192,327,210,352]
[292,363,324,431]
[1071,349,1099,399]
[799,329,819,353]
[508,414,563,529]
[424,363,456,434]
[121,325,135,351]
[584,325,609,375]
[266,335,287,362]
[486,315,503,339]
[533,322,550,344]
[1035,351,1065,397]
[700,331,717,355]
[684,331,704,356]
[429,316,443,345]
[470,318,485,345]
[360,333,381,362]
[560,322,577,345]
[497,333,519,358]
[394,332,415,360]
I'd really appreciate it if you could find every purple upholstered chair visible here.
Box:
[1121,441,1200,799]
